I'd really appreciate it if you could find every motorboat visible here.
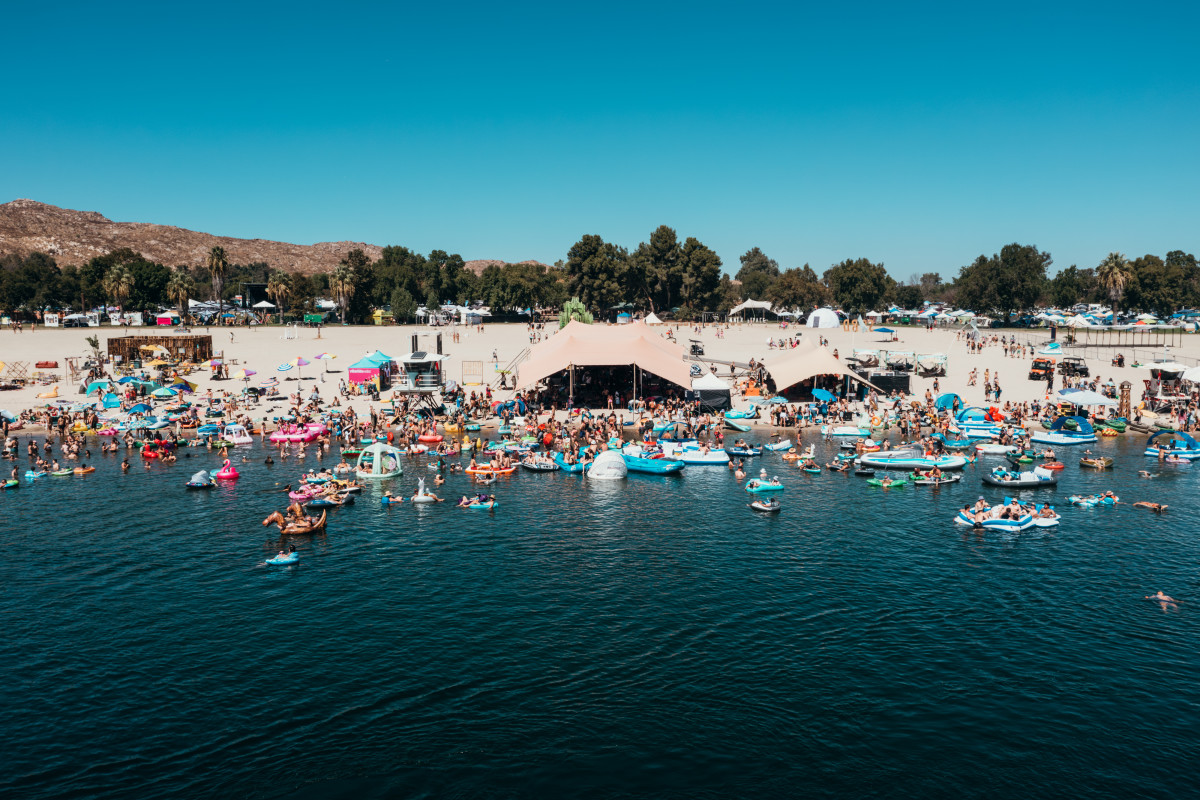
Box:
[659,441,730,465]
[222,424,254,446]
[981,466,1058,488]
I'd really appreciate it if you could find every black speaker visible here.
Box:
[412,334,419,352]
[436,334,442,354]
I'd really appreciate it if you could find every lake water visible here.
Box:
[2,434,1198,798]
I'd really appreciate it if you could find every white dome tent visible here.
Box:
[806,308,839,328]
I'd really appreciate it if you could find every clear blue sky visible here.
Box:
[4,1,1198,280]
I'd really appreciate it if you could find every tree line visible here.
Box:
[1,232,1197,323]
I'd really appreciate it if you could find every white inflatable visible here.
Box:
[587,449,628,480]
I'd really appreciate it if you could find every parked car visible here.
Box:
[1059,356,1089,377]
[1029,358,1056,380]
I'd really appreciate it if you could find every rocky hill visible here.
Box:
[0,199,547,275]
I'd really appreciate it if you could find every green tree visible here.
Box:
[166,269,194,319]
[823,258,894,314]
[390,286,417,322]
[330,265,356,324]
[715,274,743,314]
[565,234,629,312]
[1096,251,1132,313]
[634,225,683,312]
[266,271,291,319]
[1049,265,1088,309]
[102,265,135,314]
[768,264,830,311]
[206,246,229,316]
[736,247,780,300]
[679,237,722,310]
[891,284,924,310]
[954,244,1050,317]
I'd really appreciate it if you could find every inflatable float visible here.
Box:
[265,552,299,565]
[215,459,240,480]
[749,498,781,513]
[745,478,784,493]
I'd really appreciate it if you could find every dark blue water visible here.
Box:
[3,434,1198,799]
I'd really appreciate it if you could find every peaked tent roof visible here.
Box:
[692,372,731,390]
[761,340,887,393]
[729,299,774,316]
[644,312,664,325]
[516,320,691,390]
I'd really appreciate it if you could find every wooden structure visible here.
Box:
[1119,381,1132,419]
[106,334,213,364]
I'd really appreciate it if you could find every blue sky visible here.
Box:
[3,1,1198,280]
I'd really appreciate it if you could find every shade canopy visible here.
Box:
[762,340,886,394]
[644,312,663,325]
[253,300,276,308]
[516,320,691,390]
[728,299,773,317]
[1054,388,1116,406]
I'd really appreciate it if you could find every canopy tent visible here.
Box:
[728,299,774,318]
[645,312,664,325]
[516,320,691,390]
[252,300,276,308]
[1054,388,1117,407]
[762,340,887,394]
[691,371,731,411]
[806,308,839,328]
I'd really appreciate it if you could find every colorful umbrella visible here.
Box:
[145,359,169,367]
[314,353,335,360]
[276,363,293,372]
[207,359,223,368]
[233,369,257,380]
[151,387,178,398]
[291,357,310,367]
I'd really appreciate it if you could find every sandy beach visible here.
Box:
[1,321,1194,422]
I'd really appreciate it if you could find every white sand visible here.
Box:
[0,321,1191,419]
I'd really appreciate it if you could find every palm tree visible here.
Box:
[207,246,229,320]
[266,271,291,322]
[166,270,194,321]
[1096,252,1132,313]
[330,265,355,324]
[102,265,135,314]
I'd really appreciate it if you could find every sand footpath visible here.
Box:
[0,321,1192,419]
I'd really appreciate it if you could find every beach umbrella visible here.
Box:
[812,388,837,402]
[276,363,293,372]
[146,359,169,367]
[170,378,197,392]
[0,410,16,422]
[151,387,178,398]
[289,356,310,378]
[0,361,5,373]
[314,352,336,372]
[233,369,257,381]
[207,359,223,369]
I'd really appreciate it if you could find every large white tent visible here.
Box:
[644,312,664,325]
[729,299,773,318]
[806,308,839,328]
